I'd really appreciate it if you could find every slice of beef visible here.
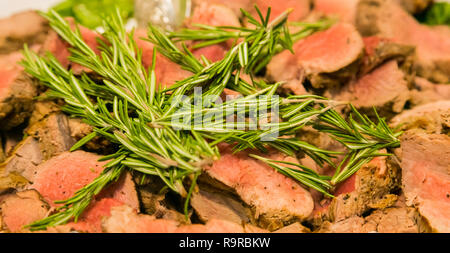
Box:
[64,198,125,233]
[0,172,28,196]
[30,151,107,205]
[25,112,75,161]
[102,205,179,233]
[23,151,139,232]
[3,112,76,183]
[189,2,241,28]
[0,53,37,130]
[138,188,186,223]
[356,0,450,83]
[192,0,253,18]
[0,11,49,54]
[313,0,359,23]
[318,216,374,233]
[313,154,401,225]
[190,187,252,225]
[363,207,424,233]
[390,100,450,134]
[318,207,422,233]
[103,205,263,233]
[30,151,138,209]
[176,219,246,233]
[3,136,43,182]
[273,222,311,233]
[204,145,314,231]
[0,190,49,232]
[27,101,60,126]
[360,36,415,76]
[394,0,433,14]
[400,132,450,232]
[331,60,410,118]
[409,77,450,107]
[99,172,140,211]
[267,23,364,93]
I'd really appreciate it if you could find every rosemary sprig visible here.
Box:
[316,106,401,184]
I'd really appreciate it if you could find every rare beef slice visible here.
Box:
[390,100,450,135]
[356,0,450,83]
[0,190,49,232]
[267,23,364,93]
[28,151,139,233]
[330,60,410,118]
[360,36,415,77]
[317,207,422,233]
[103,205,265,233]
[2,112,76,183]
[313,154,401,225]
[0,11,49,54]
[409,77,450,107]
[190,187,252,225]
[400,132,450,233]
[0,53,37,130]
[203,145,314,231]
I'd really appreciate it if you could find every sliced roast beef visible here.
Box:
[27,101,60,126]
[318,216,373,233]
[400,132,450,232]
[3,136,43,182]
[0,11,49,54]
[331,60,410,118]
[192,0,253,18]
[102,205,179,233]
[30,151,138,208]
[19,151,140,232]
[313,0,359,23]
[390,100,450,134]
[30,151,107,204]
[318,207,421,233]
[363,207,423,233]
[361,36,415,76]
[0,53,37,130]
[190,187,252,225]
[410,77,450,107]
[357,0,450,83]
[0,190,49,232]
[267,23,364,93]
[313,154,401,225]
[103,205,254,233]
[273,222,311,233]
[204,145,314,231]
[134,175,187,223]
[25,112,75,161]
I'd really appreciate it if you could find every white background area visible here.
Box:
[0,0,61,18]
[0,0,450,18]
